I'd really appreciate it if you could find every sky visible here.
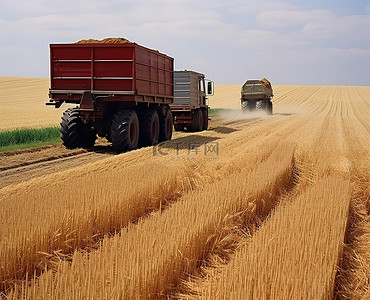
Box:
[1,0,370,85]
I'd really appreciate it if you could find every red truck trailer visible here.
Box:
[46,42,174,153]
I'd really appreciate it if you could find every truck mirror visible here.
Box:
[206,80,214,96]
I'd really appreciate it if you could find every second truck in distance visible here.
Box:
[171,70,214,132]
[241,78,273,114]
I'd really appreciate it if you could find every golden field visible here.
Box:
[0,78,369,299]
[0,77,62,130]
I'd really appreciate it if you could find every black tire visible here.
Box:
[242,100,255,111]
[60,108,81,149]
[196,109,204,131]
[202,108,208,130]
[174,123,185,131]
[158,107,173,142]
[190,109,203,132]
[111,109,139,153]
[268,102,273,115]
[139,108,160,147]
[60,108,96,149]
[189,111,198,132]
[241,101,248,111]
[256,100,263,110]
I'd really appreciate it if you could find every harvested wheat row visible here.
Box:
[334,169,370,299]
[183,176,351,299]
[8,144,295,299]
[0,158,200,291]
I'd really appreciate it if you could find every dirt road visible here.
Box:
[0,116,265,189]
[0,147,111,189]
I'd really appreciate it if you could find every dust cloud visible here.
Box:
[219,109,269,122]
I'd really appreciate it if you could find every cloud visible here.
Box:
[301,14,370,38]
[226,0,295,14]
[308,47,370,58]
[230,29,308,49]
[0,0,113,19]
[256,9,333,28]
[255,7,370,40]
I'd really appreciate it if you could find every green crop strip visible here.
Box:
[0,127,60,152]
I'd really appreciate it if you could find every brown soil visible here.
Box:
[0,138,115,189]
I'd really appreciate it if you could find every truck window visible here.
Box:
[199,79,205,92]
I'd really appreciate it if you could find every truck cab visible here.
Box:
[171,70,214,131]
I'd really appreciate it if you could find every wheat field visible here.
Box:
[0,77,65,130]
[0,80,369,299]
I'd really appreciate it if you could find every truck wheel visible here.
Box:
[241,101,248,111]
[158,107,173,142]
[256,100,263,111]
[196,109,204,131]
[202,109,208,130]
[268,102,273,115]
[189,111,198,132]
[243,100,255,111]
[174,124,184,131]
[111,109,139,153]
[190,109,203,132]
[139,108,160,146]
[60,108,84,149]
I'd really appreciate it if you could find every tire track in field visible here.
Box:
[334,170,370,299]
[0,151,113,189]
[0,150,87,172]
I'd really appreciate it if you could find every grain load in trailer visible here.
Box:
[46,40,174,153]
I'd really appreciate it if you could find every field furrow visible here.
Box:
[334,170,370,299]
[8,143,295,299]
[181,176,351,299]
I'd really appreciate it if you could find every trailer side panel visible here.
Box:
[50,43,173,104]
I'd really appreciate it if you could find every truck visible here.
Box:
[46,41,174,153]
[241,78,273,114]
[171,70,214,132]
